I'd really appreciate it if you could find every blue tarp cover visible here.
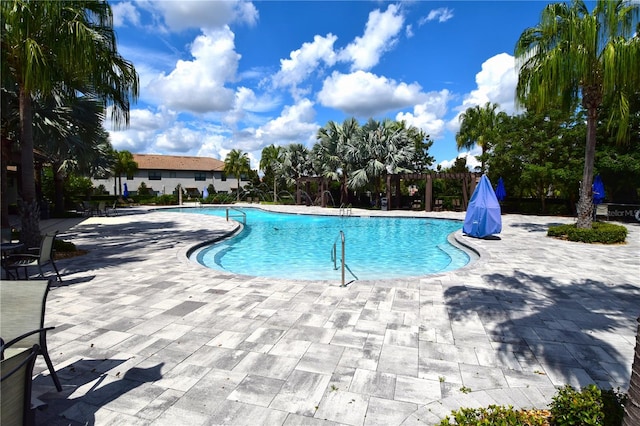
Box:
[463,175,502,238]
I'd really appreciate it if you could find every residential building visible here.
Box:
[92,154,250,197]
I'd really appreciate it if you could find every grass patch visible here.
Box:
[547,222,627,244]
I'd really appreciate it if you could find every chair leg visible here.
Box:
[40,344,63,392]
[51,261,62,282]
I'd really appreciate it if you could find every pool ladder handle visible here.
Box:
[331,230,346,287]
[339,204,352,217]
[226,207,247,225]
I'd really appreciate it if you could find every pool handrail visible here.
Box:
[225,207,246,225]
[339,204,352,217]
[331,230,346,287]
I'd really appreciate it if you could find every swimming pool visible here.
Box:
[176,207,471,282]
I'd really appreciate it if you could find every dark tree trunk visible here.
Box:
[623,317,640,426]
[576,101,598,229]
[19,87,40,247]
[53,169,66,217]
[1,138,11,230]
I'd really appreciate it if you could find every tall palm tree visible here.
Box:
[456,102,504,173]
[34,91,112,216]
[314,118,360,205]
[1,0,139,247]
[347,119,414,205]
[282,143,311,187]
[112,150,138,197]
[224,149,251,201]
[515,0,639,229]
[259,144,284,202]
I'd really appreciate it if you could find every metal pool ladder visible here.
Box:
[226,207,246,225]
[331,231,346,287]
[339,203,352,217]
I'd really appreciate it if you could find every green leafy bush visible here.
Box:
[438,384,627,426]
[155,194,177,205]
[438,405,549,425]
[551,384,604,425]
[547,222,627,243]
[53,239,76,252]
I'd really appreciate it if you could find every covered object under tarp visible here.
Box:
[463,175,502,238]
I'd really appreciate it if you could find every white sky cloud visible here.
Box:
[318,70,425,117]
[395,89,452,140]
[146,27,240,113]
[112,2,140,27]
[420,8,454,25]
[151,0,258,32]
[447,52,518,134]
[437,148,482,172]
[271,33,338,97]
[107,107,175,153]
[340,3,404,71]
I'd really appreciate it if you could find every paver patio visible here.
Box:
[20,205,640,425]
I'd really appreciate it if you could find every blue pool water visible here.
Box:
[177,208,470,281]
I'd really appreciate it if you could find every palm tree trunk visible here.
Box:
[341,174,348,205]
[1,138,11,231]
[53,169,66,217]
[273,178,277,203]
[576,107,598,228]
[623,317,640,425]
[19,87,41,248]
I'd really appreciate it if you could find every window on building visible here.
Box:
[127,174,134,180]
[221,174,227,181]
[149,171,162,180]
[194,172,206,181]
[169,171,176,178]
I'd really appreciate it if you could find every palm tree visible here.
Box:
[1,0,139,247]
[314,118,360,205]
[347,119,414,206]
[515,0,639,229]
[35,92,112,216]
[259,144,284,202]
[282,144,311,200]
[456,102,504,173]
[112,150,138,197]
[224,149,251,201]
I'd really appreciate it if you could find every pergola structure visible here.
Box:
[385,172,481,212]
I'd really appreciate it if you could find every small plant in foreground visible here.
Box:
[550,384,627,426]
[438,384,627,425]
[438,405,549,425]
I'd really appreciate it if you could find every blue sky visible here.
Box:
[107,0,549,170]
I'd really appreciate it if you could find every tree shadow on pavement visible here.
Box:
[444,270,640,390]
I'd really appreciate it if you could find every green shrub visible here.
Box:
[53,239,76,252]
[550,384,604,425]
[438,405,548,425]
[155,194,177,205]
[547,222,627,244]
[438,384,627,426]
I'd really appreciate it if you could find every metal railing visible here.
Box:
[226,207,246,225]
[331,230,346,287]
[339,203,352,217]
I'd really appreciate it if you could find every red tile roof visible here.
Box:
[132,154,225,172]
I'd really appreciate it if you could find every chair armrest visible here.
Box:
[1,327,55,354]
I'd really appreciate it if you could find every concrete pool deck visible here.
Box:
[23,204,640,425]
